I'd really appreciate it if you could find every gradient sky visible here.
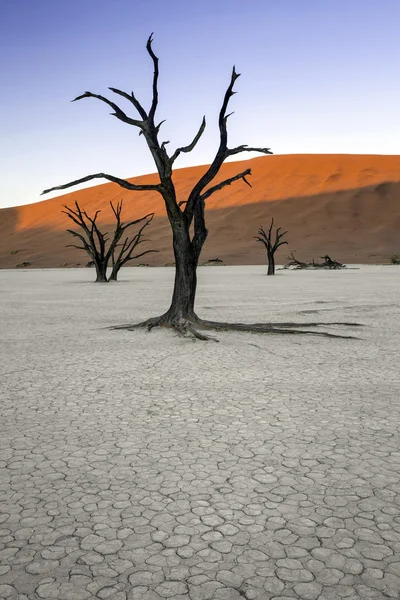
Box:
[1,0,399,208]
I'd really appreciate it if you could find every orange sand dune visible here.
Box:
[1,154,400,268]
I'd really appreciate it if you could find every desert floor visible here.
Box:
[1,265,400,600]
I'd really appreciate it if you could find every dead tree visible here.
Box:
[255,219,288,275]
[283,252,345,270]
[284,252,308,269]
[43,35,359,340]
[62,200,157,282]
[109,214,157,281]
[319,255,345,269]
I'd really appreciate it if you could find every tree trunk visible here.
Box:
[162,222,197,322]
[267,251,275,276]
[108,266,119,282]
[95,262,108,282]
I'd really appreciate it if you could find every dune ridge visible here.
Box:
[1,154,399,267]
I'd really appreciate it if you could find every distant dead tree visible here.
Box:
[43,35,358,340]
[255,219,288,275]
[62,200,157,282]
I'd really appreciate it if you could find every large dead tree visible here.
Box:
[255,219,288,275]
[43,35,359,340]
[63,200,157,282]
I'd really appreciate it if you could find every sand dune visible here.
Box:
[1,154,399,268]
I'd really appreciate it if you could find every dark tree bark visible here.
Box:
[62,200,156,282]
[44,35,360,340]
[255,219,288,275]
[268,253,275,277]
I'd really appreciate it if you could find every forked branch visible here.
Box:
[255,219,288,253]
[108,87,148,121]
[108,212,158,281]
[184,66,273,222]
[201,168,252,201]
[72,91,143,127]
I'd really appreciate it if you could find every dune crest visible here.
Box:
[1,154,400,267]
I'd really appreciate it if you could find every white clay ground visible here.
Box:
[1,265,399,600]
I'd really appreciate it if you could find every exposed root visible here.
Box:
[112,316,219,341]
[199,319,362,331]
[196,319,360,339]
[112,315,362,340]
[112,316,162,331]
[177,321,219,342]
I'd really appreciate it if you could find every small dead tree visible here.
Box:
[43,35,359,340]
[62,200,157,282]
[255,219,288,275]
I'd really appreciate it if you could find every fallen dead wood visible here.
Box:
[283,252,346,270]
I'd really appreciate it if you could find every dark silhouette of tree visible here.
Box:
[255,219,288,275]
[62,200,157,282]
[43,35,358,340]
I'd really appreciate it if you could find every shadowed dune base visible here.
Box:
[1,154,399,267]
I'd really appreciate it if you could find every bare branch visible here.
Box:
[201,168,252,201]
[227,145,273,157]
[275,240,288,250]
[110,200,123,222]
[146,33,159,121]
[110,213,157,278]
[42,173,161,196]
[66,244,86,251]
[113,205,155,234]
[268,218,274,241]
[170,116,206,164]
[184,66,271,222]
[66,229,88,243]
[155,120,166,133]
[272,226,288,251]
[130,249,159,260]
[62,202,93,233]
[62,210,87,231]
[254,235,268,249]
[82,209,101,225]
[72,91,143,127]
[65,229,94,256]
[108,87,148,121]
[218,66,240,148]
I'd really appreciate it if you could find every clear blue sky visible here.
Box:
[1,0,399,208]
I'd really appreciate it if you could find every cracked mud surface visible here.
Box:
[1,265,399,599]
